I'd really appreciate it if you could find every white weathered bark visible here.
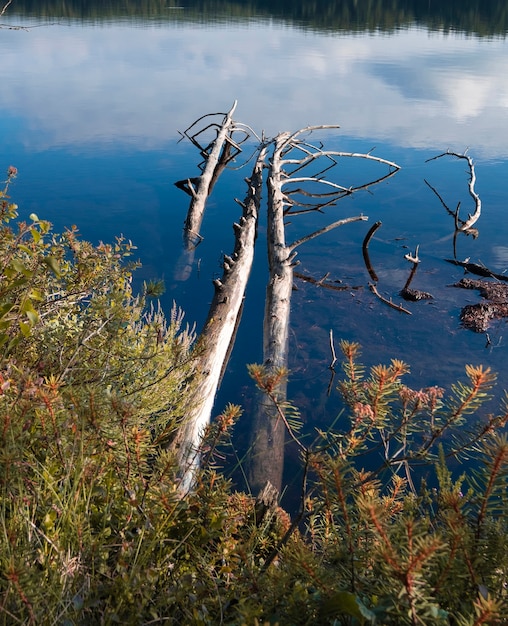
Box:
[249,130,398,494]
[175,146,267,493]
[176,101,238,250]
[248,135,294,493]
[426,150,481,232]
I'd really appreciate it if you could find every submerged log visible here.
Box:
[174,146,267,492]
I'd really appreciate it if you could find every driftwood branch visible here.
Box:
[426,150,481,232]
[369,283,412,315]
[289,214,368,250]
[445,259,508,282]
[174,146,267,493]
[1,0,12,16]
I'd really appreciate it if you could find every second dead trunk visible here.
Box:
[248,133,297,494]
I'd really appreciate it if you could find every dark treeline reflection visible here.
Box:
[8,0,508,36]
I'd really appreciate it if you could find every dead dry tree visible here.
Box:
[248,127,400,494]
[176,101,242,248]
[174,145,267,493]
[426,150,481,233]
[173,101,254,281]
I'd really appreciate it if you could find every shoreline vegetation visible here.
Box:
[5,0,508,37]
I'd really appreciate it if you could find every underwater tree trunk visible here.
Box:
[175,146,267,492]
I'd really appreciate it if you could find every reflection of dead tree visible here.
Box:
[425,150,481,260]
[248,128,400,494]
[362,220,382,281]
[174,146,267,493]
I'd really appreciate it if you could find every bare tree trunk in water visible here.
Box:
[248,127,398,494]
[174,146,267,493]
[248,133,294,494]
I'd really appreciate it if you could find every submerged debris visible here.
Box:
[453,278,508,332]
[400,287,433,302]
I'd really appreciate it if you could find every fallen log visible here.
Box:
[174,145,267,492]
[248,128,398,494]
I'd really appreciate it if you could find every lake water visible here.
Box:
[2,1,508,494]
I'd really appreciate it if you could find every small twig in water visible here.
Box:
[369,283,412,315]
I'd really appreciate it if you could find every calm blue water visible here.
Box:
[2,9,508,492]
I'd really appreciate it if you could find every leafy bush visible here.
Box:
[1,167,508,625]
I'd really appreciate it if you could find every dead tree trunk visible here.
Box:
[248,133,294,494]
[248,128,399,495]
[175,101,240,251]
[171,107,400,496]
[174,146,267,492]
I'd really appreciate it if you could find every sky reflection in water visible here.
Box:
[2,19,508,156]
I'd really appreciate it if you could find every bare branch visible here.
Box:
[0,0,13,17]
[289,214,367,250]
[426,150,481,231]
[329,328,337,369]
[369,283,412,315]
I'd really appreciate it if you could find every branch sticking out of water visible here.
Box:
[426,150,482,232]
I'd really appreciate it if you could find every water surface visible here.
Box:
[2,1,508,494]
